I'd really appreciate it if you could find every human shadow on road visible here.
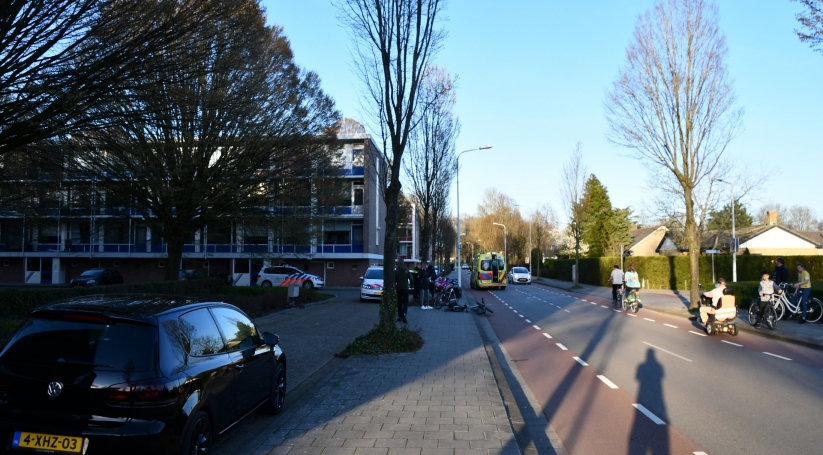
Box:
[628,349,669,455]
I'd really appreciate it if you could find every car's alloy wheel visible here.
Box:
[182,410,212,455]
[264,364,287,415]
[261,281,272,287]
[302,280,314,289]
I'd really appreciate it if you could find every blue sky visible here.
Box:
[261,0,823,225]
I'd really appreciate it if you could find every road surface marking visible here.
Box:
[564,310,570,313]
[663,323,678,328]
[543,333,553,339]
[591,302,596,305]
[519,314,525,318]
[642,341,693,362]
[694,452,709,455]
[627,314,637,317]
[513,310,518,313]
[573,356,588,366]
[763,352,792,361]
[582,299,588,302]
[533,325,541,330]
[601,305,609,308]
[556,343,568,350]
[633,404,666,425]
[614,309,621,312]
[643,318,656,322]
[597,375,618,389]
[525,319,532,323]
[721,340,742,347]
[689,331,707,337]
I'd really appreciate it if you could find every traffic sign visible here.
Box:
[705,249,721,254]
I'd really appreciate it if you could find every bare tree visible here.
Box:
[794,0,823,52]
[757,203,789,225]
[336,0,446,331]
[338,118,367,134]
[530,203,560,276]
[404,65,459,263]
[786,205,819,231]
[560,143,588,286]
[605,0,742,307]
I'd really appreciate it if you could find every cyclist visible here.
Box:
[623,264,640,303]
[609,265,624,306]
[754,270,780,329]
[792,262,812,324]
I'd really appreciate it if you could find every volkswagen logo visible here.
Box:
[47,381,63,398]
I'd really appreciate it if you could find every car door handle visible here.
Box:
[234,363,244,371]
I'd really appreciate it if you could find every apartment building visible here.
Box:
[0,133,422,287]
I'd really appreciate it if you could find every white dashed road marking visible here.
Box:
[556,343,568,350]
[573,356,588,366]
[763,352,792,361]
[626,314,637,317]
[519,314,524,318]
[642,341,693,362]
[663,323,678,328]
[721,340,742,347]
[601,305,609,309]
[564,310,570,313]
[633,404,666,425]
[597,375,619,389]
[525,319,532,323]
[694,452,709,455]
[591,302,596,305]
[543,333,553,339]
[533,325,541,330]
[643,318,656,322]
[689,331,707,337]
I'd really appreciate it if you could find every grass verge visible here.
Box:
[337,326,424,357]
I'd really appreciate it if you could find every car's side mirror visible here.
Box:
[264,332,280,346]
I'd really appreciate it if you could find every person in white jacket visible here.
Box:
[700,278,727,325]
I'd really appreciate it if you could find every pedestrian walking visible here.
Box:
[395,261,411,323]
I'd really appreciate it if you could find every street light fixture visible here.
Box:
[456,145,492,288]
[492,222,507,276]
[716,179,737,282]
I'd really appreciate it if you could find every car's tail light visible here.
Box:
[106,378,188,407]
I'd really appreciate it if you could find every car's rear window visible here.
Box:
[0,318,157,371]
[364,269,383,279]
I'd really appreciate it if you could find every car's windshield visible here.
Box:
[513,267,529,273]
[79,269,103,277]
[364,269,383,279]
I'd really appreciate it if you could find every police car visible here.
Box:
[255,265,325,289]
[360,266,385,302]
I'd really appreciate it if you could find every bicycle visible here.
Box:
[469,298,494,316]
[434,284,461,310]
[747,295,778,330]
[622,287,640,313]
[773,283,823,323]
[613,285,624,308]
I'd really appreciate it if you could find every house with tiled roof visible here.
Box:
[627,225,681,256]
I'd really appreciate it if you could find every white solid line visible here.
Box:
[556,343,568,350]
[643,318,656,322]
[525,319,532,323]
[663,323,678,328]
[721,340,743,347]
[642,341,693,362]
[763,352,792,361]
[573,356,588,366]
[543,333,553,339]
[633,404,666,425]
[533,325,541,330]
[519,314,525,318]
[597,375,619,389]
[627,314,637,317]
[564,310,570,313]
[689,331,707,337]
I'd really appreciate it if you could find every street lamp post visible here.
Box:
[493,222,507,275]
[456,145,492,288]
[717,179,737,282]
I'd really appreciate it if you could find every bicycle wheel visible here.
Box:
[805,298,823,323]
[621,295,628,311]
[631,299,639,313]
[764,305,777,330]
[434,296,443,309]
[774,300,785,321]
[748,304,759,325]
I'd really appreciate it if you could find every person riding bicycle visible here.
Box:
[609,265,624,305]
[623,264,640,302]
[754,270,780,329]
[699,278,726,325]
[792,262,812,324]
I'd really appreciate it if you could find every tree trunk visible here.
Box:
[380,179,401,332]
[420,210,431,261]
[574,226,580,286]
[684,186,701,310]
[165,233,184,281]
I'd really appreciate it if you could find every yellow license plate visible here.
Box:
[519,279,527,282]
[12,431,84,453]
[375,291,382,296]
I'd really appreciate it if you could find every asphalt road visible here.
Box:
[470,273,823,455]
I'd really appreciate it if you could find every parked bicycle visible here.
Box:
[622,287,640,313]
[748,294,778,329]
[469,298,494,316]
[773,283,823,323]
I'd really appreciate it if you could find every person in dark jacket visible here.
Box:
[411,263,421,305]
[395,262,411,323]
[773,257,789,285]
[425,262,436,298]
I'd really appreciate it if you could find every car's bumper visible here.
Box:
[360,289,383,300]
[512,276,532,284]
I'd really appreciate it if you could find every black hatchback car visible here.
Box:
[69,268,124,287]
[0,295,286,455]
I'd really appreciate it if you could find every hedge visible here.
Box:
[543,255,823,304]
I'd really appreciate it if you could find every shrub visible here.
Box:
[337,326,424,356]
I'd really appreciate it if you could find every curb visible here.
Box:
[531,279,823,352]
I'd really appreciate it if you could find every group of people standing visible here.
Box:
[394,260,438,324]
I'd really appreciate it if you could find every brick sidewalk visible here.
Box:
[234,304,521,455]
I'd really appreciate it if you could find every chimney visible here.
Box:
[767,210,778,226]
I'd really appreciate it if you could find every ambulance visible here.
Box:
[470,252,506,290]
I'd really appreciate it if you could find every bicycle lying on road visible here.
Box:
[747,294,778,329]
[773,283,823,323]
[469,298,493,316]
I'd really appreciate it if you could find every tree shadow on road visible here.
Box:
[628,349,669,455]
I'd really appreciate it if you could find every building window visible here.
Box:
[327,262,334,269]
[323,220,352,245]
[105,220,128,244]
[113,261,120,268]
[38,223,59,244]
[158,261,165,268]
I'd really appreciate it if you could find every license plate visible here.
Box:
[12,431,84,453]
[519,279,527,282]
[375,291,382,296]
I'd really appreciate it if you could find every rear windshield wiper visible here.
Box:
[57,358,113,368]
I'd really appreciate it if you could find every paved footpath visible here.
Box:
[215,284,565,455]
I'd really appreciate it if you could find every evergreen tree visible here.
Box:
[607,207,633,256]
[580,175,613,257]
[707,199,753,231]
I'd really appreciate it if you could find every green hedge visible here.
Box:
[0,278,228,319]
